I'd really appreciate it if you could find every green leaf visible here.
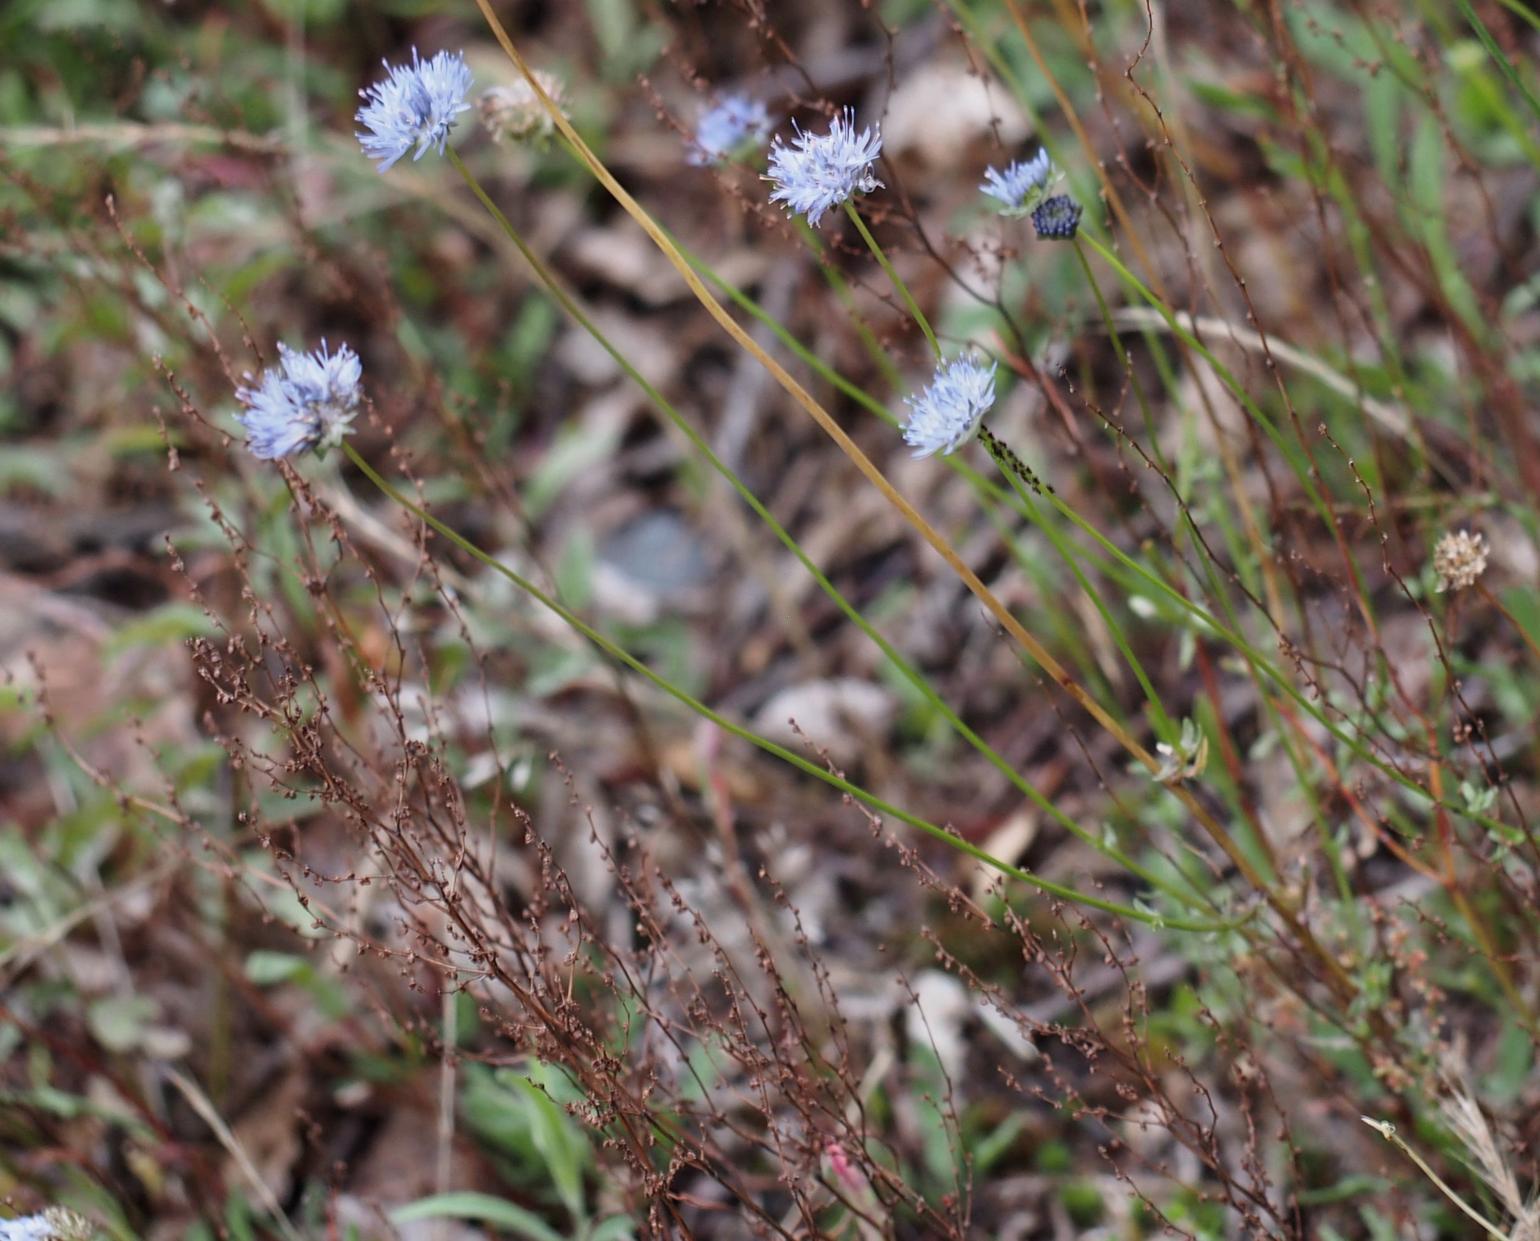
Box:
[968,1110,1027,1176]
[1483,1016,1535,1098]
[1296,1174,1391,1206]
[31,0,143,34]
[512,1075,588,1221]
[86,995,158,1053]
[1364,70,1404,185]
[0,445,69,496]
[1457,0,1540,124]
[391,1192,565,1241]
[103,423,180,456]
[524,422,621,520]
[1408,114,1483,332]
[103,603,219,656]
[224,1193,258,1241]
[554,529,595,611]
[245,950,313,987]
[263,0,348,23]
[586,1216,636,1241]
[584,0,635,66]
[502,296,559,380]
[462,1065,541,1162]
[1187,78,1277,122]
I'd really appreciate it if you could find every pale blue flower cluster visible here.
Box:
[980,149,1053,217]
[356,48,473,173]
[0,1210,86,1241]
[688,93,774,166]
[236,341,362,460]
[0,1215,56,1241]
[230,52,1065,472]
[901,356,998,458]
[765,109,883,227]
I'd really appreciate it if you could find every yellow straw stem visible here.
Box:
[468,0,1356,1002]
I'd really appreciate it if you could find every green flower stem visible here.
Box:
[979,427,1177,741]
[678,216,1496,884]
[1070,236,1172,476]
[843,199,941,359]
[1066,240,1291,883]
[1075,231,1385,646]
[1073,231,1514,838]
[1457,0,1540,131]
[675,226,1278,692]
[672,226,1149,604]
[468,6,1346,970]
[341,440,1232,933]
[794,218,906,392]
[444,149,1213,919]
[1076,234,1336,519]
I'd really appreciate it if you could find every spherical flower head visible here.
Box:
[356,48,473,173]
[1433,528,1489,592]
[236,340,362,461]
[477,71,567,147]
[980,149,1054,217]
[765,108,883,227]
[1031,193,1082,240]
[688,93,774,167]
[901,355,997,459]
[0,1215,57,1241]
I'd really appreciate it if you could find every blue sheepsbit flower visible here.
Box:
[901,355,997,459]
[689,93,774,166]
[356,48,473,173]
[0,1210,90,1241]
[980,149,1054,217]
[0,1215,57,1241]
[1031,194,1083,240]
[236,341,362,460]
[765,108,883,227]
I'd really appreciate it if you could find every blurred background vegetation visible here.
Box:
[4,0,1540,1237]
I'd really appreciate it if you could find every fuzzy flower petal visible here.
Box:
[688,93,774,166]
[901,356,997,459]
[765,108,883,226]
[0,1209,93,1241]
[980,149,1053,216]
[1031,194,1082,240]
[0,1216,56,1241]
[236,340,362,461]
[356,48,473,173]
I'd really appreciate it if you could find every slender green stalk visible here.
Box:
[676,226,1029,511]
[446,149,1210,913]
[1495,0,1540,33]
[468,6,1380,1005]
[1077,233,1338,527]
[796,218,906,392]
[1068,232,1517,832]
[340,440,1234,932]
[1071,238,1172,477]
[1456,0,1540,126]
[683,213,1503,849]
[843,199,941,358]
[1065,241,1297,882]
[980,428,1176,739]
